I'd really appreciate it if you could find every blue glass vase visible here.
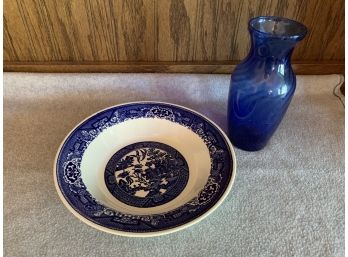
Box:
[228,16,307,151]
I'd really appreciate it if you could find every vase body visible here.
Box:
[228,16,307,151]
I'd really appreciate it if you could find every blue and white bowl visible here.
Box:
[54,102,236,237]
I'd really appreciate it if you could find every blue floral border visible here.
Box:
[56,103,234,233]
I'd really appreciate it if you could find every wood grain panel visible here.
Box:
[156,0,197,61]
[3,0,345,71]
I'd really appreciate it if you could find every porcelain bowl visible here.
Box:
[54,102,236,237]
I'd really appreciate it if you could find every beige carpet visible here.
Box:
[4,73,344,257]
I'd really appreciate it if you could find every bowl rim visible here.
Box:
[53,101,237,237]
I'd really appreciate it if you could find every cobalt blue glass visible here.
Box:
[228,16,307,151]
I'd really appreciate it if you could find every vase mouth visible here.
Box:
[249,16,307,41]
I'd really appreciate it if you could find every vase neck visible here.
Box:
[249,32,298,60]
[247,16,307,61]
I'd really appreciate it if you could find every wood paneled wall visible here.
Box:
[4,0,344,73]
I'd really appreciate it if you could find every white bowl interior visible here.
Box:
[80,118,211,215]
